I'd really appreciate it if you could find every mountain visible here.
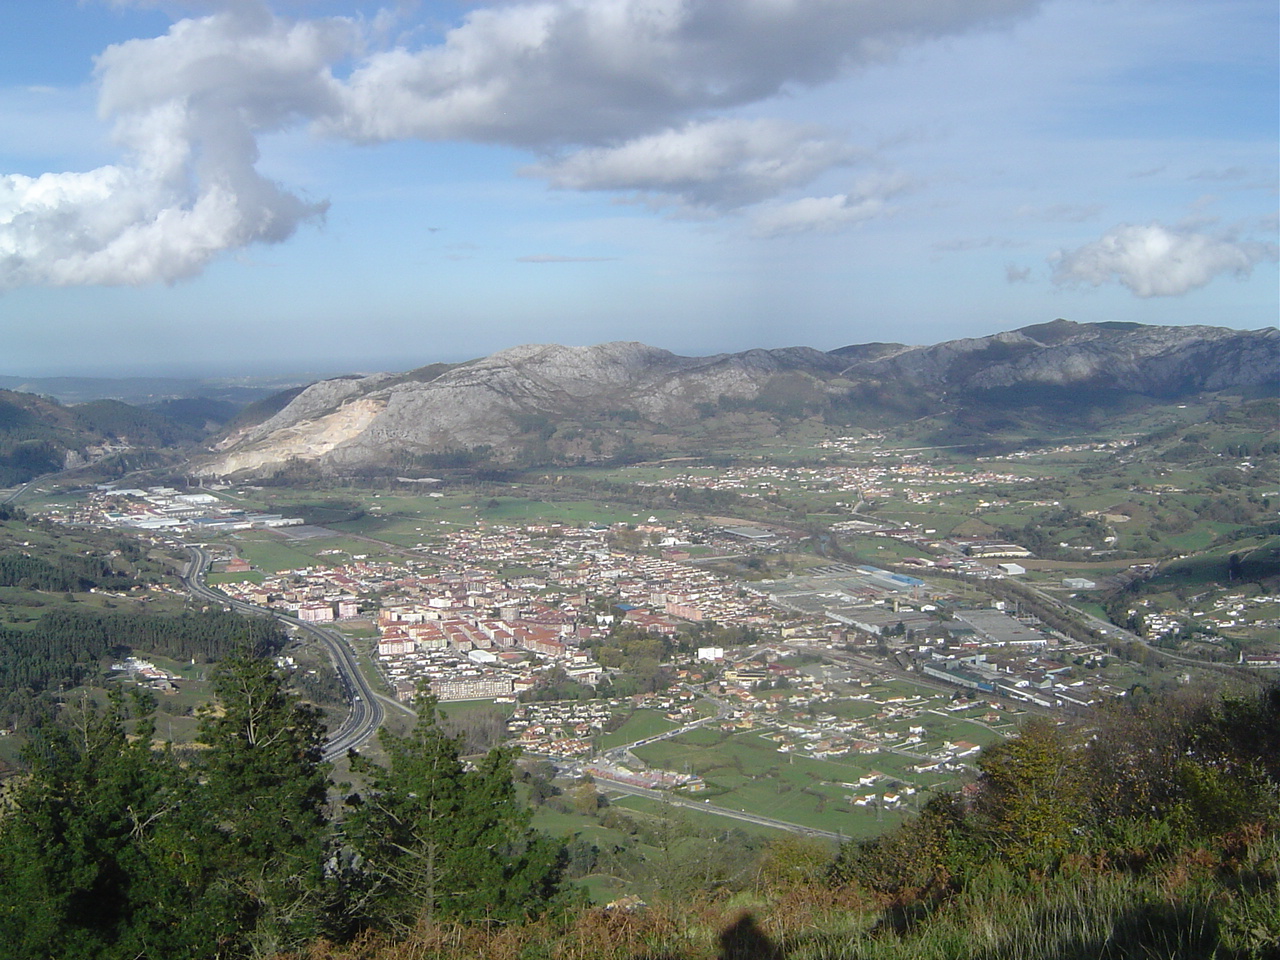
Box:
[0,374,319,407]
[834,319,1276,396]
[193,321,1277,478]
[0,391,240,487]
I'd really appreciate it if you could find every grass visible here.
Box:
[599,709,682,749]
[631,731,922,837]
[224,534,336,573]
[607,794,789,843]
[295,829,1280,959]
[438,698,516,723]
[206,570,264,586]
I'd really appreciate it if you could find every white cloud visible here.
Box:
[0,4,348,288]
[749,172,911,237]
[1051,222,1278,297]
[2,0,1041,288]
[527,118,860,209]
[327,0,1040,147]
[750,193,878,238]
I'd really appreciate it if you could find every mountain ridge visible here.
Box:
[194,320,1278,478]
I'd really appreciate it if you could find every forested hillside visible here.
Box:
[0,507,290,731]
[0,671,1274,959]
[0,607,286,729]
[0,670,565,960]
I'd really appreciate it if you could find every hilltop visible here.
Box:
[195,320,1277,478]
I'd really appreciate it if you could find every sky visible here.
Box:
[0,0,1276,377]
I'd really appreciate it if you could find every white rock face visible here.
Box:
[194,324,1279,477]
[198,395,387,476]
[197,341,845,476]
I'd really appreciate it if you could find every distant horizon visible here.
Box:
[2,315,1273,383]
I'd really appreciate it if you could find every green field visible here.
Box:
[600,709,682,749]
[632,729,937,837]
[206,570,264,586]
[224,535,335,573]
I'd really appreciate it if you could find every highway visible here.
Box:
[180,545,388,761]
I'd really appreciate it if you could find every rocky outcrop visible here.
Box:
[839,321,1279,396]
[194,322,1278,477]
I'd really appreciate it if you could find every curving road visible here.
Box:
[181,545,386,761]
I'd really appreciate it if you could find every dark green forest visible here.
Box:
[0,608,286,729]
[0,667,1275,959]
[0,668,565,960]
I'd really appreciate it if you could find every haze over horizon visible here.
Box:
[1,0,1276,378]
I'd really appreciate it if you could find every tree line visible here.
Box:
[0,549,136,593]
[829,682,1279,950]
[0,659,569,960]
[0,608,286,726]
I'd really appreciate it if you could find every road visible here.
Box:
[180,545,389,761]
[592,776,847,842]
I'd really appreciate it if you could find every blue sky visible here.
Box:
[0,0,1275,376]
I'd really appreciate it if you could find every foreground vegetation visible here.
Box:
[306,682,1280,960]
[0,652,1274,959]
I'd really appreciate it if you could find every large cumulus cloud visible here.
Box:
[0,5,349,287]
[326,0,1037,147]
[1,0,1041,288]
[1051,223,1278,297]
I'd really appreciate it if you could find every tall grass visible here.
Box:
[294,832,1278,960]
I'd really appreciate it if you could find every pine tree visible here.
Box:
[190,652,332,957]
[0,690,194,959]
[344,695,565,933]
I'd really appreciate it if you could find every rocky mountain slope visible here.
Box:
[196,321,1278,477]
[836,319,1276,395]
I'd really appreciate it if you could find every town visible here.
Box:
[40,478,1227,829]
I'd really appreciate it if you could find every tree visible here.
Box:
[830,793,967,901]
[345,695,565,932]
[0,691,194,959]
[0,653,335,960]
[1087,682,1280,842]
[972,718,1087,868]
[755,835,831,888]
[191,653,333,957]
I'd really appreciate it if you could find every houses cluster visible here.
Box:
[630,457,1037,506]
[358,523,789,700]
[216,556,386,623]
[420,522,776,627]
[980,439,1136,460]
[508,700,613,757]
[209,520,786,702]
[754,686,974,763]
[109,656,182,692]
[1127,592,1280,643]
[509,692,708,780]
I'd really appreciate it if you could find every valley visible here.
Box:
[0,320,1275,956]
[8,378,1275,864]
